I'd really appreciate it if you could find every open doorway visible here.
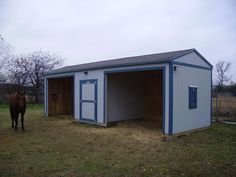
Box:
[48,76,74,116]
[106,69,164,130]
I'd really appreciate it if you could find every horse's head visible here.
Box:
[16,89,26,108]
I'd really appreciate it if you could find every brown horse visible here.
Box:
[9,90,26,130]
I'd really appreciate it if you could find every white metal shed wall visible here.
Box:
[74,70,105,124]
[172,65,211,134]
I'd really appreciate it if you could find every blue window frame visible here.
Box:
[189,86,197,109]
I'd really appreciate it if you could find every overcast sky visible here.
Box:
[0,0,236,82]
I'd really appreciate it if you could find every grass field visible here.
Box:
[0,104,236,177]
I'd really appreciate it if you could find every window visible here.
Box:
[189,86,197,109]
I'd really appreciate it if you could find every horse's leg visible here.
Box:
[14,113,19,131]
[21,112,25,131]
[10,107,14,128]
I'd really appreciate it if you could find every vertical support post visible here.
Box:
[169,62,173,135]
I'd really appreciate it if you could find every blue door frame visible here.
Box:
[79,79,98,122]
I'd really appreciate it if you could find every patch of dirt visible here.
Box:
[44,115,164,143]
[78,120,163,144]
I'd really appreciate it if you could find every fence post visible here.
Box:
[216,86,219,122]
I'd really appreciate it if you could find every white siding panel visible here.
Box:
[174,52,210,68]
[82,83,95,100]
[173,65,211,134]
[81,102,95,119]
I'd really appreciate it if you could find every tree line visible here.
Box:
[0,35,63,103]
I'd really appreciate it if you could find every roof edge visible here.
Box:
[44,48,212,76]
[44,60,169,76]
[193,49,213,68]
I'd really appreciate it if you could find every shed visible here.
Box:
[44,49,212,135]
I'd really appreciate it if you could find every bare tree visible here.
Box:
[0,72,7,84]
[7,56,29,86]
[0,34,12,71]
[0,35,12,83]
[215,61,232,86]
[214,61,232,122]
[8,51,63,103]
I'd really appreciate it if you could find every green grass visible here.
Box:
[0,105,236,177]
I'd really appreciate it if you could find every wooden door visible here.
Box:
[48,77,74,116]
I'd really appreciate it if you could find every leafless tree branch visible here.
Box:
[7,50,64,102]
[215,61,232,86]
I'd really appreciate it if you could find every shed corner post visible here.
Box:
[169,62,174,135]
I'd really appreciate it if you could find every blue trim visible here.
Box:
[169,62,173,135]
[79,79,98,122]
[104,66,166,134]
[172,61,211,70]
